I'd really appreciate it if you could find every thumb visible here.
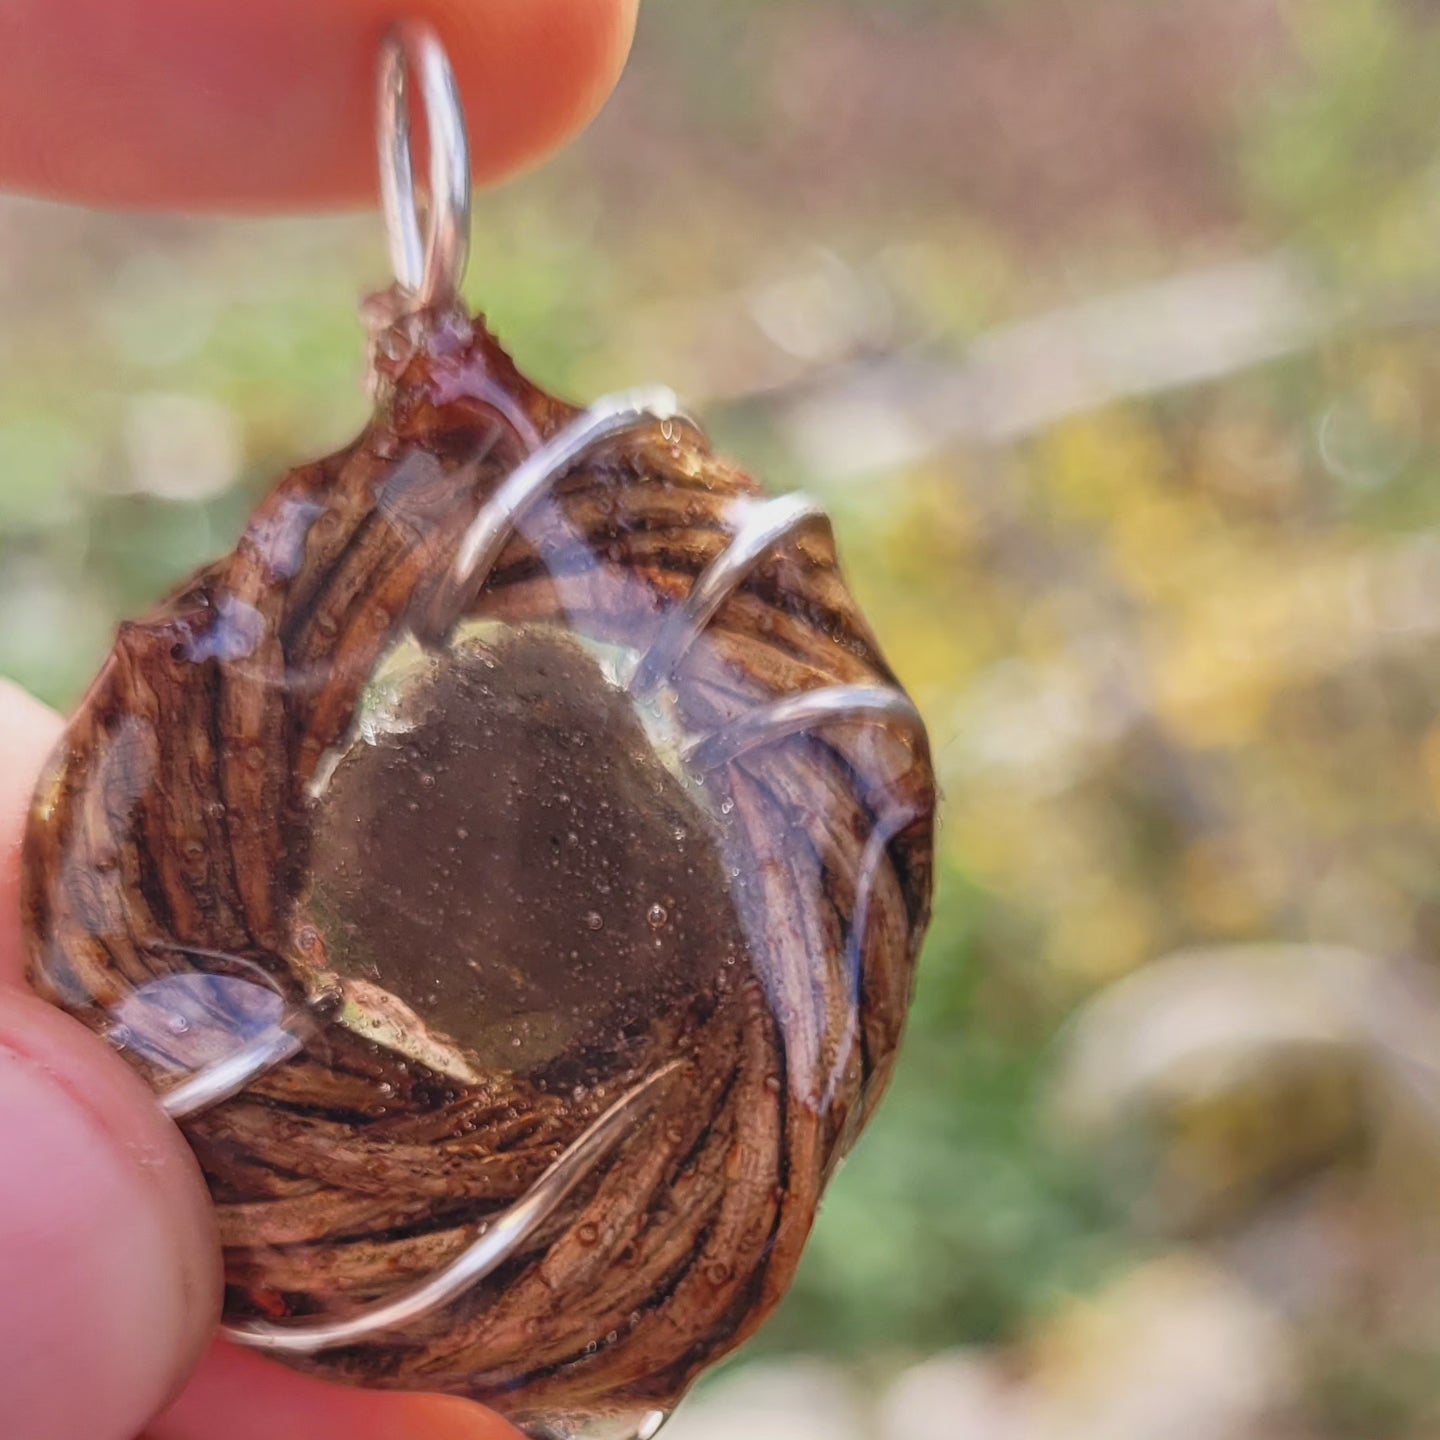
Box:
[0,979,223,1440]
[0,678,219,1439]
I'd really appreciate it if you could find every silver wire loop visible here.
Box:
[377,22,472,308]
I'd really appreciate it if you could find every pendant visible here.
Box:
[21,24,935,1439]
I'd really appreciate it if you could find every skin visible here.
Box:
[0,0,640,208]
[0,2,639,1435]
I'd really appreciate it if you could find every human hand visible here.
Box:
[0,0,637,207]
[0,4,638,1436]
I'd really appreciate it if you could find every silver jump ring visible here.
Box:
[377,22,472,308]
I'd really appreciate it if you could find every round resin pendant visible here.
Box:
[20,26,935,1439]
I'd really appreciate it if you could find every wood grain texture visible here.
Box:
[22,304,935,1427]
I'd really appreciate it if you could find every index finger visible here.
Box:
[0,0,638,210]
[0,680,63,987]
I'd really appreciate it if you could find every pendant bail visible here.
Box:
[377,21,472,310]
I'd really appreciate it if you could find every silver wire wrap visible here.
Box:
[685,684,926,771]
[451,386,697,598]
[629,493,830,698]
[160,1026,305,1121]
[225,1062,682,1353]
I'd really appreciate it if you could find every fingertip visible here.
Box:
[0,0,640,209]
[0,990,221,1440]
[457,0,641,188]
[0,679,62,798]
[151,1339,526,1440]
[0,680,62,988]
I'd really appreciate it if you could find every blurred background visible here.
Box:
[9,0,1440,1434]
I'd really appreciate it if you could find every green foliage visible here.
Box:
[1246,0,1440,289]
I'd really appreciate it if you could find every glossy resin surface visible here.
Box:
[23,305,935,1434]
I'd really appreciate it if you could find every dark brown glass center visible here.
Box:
[307,626,743,1078]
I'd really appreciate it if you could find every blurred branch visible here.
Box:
[756,254,1334,477]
